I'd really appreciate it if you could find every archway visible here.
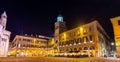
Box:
[84,47,88,50]
[69,48,73,53]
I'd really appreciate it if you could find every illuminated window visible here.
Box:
[74,48,77,52]
[89,26,93,32]
[18,44,21,48]
[76,39,79,43]
[90,35,93,41]
[118,20,120,25]
[77,31,80,36]
[83,37,88,43]
[83,28,87,34]
[23,39,26,41]
[81,38,84,43]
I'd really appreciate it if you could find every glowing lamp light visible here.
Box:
[25,53,28,56]
[90,41,93,43]
[70,54,72,55]
[64,53,67,56]
[84,42,86,44]
[64,33,66,37]
[74,43,76,45]
[78,43,81,44]
[70,44,72,46]
[21,52,24,56]
[80,27,83,31]
[18,43,21,48]
[111,42,114,46]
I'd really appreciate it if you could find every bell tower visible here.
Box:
[55,14,66,37]
[54,14,67,52]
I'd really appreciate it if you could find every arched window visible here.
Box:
[89,46,95,50]
[83,36,88,43]
[74,48,78,53]
[73,39,76,44]
[76,39,79,44]
[84,47,88,50]
[81,37,84,43]
[66,49,69,51]
[79,47,82,51]
[70,48,72,51]
[74,48,77,51]
[71,40,74,44]
[69,48,73,53]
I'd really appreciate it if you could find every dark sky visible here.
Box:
[0,0,120,41]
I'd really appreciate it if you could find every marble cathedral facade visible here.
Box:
[0,11,11,57]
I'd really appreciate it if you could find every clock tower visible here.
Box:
[54,14,67,52]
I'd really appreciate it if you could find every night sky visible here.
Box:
[0,0,120,41]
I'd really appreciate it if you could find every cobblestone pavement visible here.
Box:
[0,57,120,62]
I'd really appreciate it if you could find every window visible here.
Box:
[18,43,21,48]
[118,20,120,25]
[90,35,93,41]
[89,26,93,32]
[77,30,80,36]
[18,38,21,41]
[81,38,84,43]
[83,36,88,43]
[90,46,95,50]
[79,47,82,50]
[23,39,26,41]
[84,47,88,50]
[83,28,87,34]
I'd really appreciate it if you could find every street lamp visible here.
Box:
[80,27,83,31]
[111,42,114,46]
[80,27,83,35]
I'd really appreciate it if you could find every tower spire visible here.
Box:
[0,11,7,29]
[1,11,7,18]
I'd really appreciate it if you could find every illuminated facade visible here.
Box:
[0,11,11,57]
[110,16,120,57]
[9,35,50,57]
[8,14,111,57]
[54,14,111,57]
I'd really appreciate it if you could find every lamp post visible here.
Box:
[111,42,115,57]
[111,42,114,46]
